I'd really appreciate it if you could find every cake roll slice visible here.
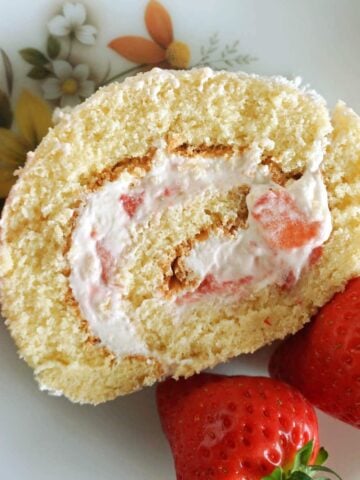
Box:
[1,68,359,404]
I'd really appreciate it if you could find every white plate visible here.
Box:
[0,1,359,478]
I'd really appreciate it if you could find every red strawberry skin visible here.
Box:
[157,374,319,480]
[270,277,360,429]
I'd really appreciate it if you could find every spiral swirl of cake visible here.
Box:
[1,68,359,403]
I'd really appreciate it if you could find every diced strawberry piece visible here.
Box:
[96,241,114,284]
[89,284,100,298]
[252,189,320,249]
[279,270,296,291]
[196,274,218,294]
[163,185,181,197]
[163,187,172,197]
[309,246,323,266]
[180,274,253,303]
[119,192,144,217]
[197,274,252,295]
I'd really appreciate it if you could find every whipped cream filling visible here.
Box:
[68,145,332,357]
[183,167,331,298]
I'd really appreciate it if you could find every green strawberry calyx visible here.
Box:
[262,440,343,480]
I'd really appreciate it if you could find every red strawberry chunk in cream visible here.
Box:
[180,274,253,303]
[119,192,144,217]
[163,185,181,197]
[279,270,297,291]
[309,246,323,266]
[252,189,320,249]
[197,274,253,295]
[163,187,173,197]
[95,241,114,285]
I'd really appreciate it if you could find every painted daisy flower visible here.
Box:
[42,60,95,107]
[47,2,97,45]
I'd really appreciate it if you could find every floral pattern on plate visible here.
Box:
[0,0,256,199]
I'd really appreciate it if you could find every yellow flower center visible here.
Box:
[61,78,79,95]
[165,41,190,69]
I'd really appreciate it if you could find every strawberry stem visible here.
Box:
[314,448,328,466]
[306,465,343,480]
[262,441,343,480]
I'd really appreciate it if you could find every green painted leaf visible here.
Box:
[0,48,13,95]
[47,35,60,59]
[0,89,13,128]
[19,48,48,66]
[27,65,51,79]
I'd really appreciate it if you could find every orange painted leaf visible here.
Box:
[0,165,16,198]
[0,128,30,198]
[108,36,165,64]
[15,90,51,147]
[145,0,173,48]
[0,128,29,166]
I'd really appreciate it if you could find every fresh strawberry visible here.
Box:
[119,192,144,217]
[252,189,320,249]
[270,277,360,429]
[157,374,338,480]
